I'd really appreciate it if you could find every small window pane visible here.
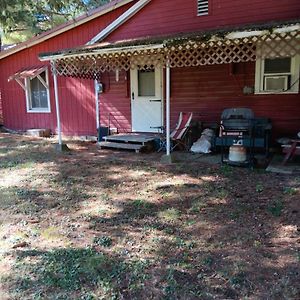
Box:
[264,58,291,74]
[138,69,155,96]
[30,72,48,109]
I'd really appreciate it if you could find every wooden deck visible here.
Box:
[98,133,160,152]
[104,133,159,144]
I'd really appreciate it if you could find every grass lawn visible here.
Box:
[0,131,299,299]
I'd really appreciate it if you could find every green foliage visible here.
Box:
[220,164,234,176]
[268,200,284,217]
[202,256,214,268]
[129,199,155,218]
[93,236,113,248]
[131,199,154,211]
[0,0,110,44]
[5,248,150,298]
[158,208,181,222]
[255,183,264,193]
[283,187,297,195]
[229,271,247,288]
[174,237,196,250]
[163,268,179,298]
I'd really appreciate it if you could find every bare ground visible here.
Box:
[0,131,299,300]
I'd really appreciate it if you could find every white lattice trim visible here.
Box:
[51,31,300,79]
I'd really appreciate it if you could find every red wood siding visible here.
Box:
[98,63,300,139]
[0,89,3,124]
[0,2,133,135]
[170,63,300,139]
[100,71,131,133]
[107,0,300,41]
[0,0,299,137]
[106,0,300,140]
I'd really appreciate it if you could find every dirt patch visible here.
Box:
[0,132,299,299]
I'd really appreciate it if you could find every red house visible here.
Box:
[0,0,299,154]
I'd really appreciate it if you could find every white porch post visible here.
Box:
[166,60,171,156]
[94,80,100,131]
[52,61,62,145]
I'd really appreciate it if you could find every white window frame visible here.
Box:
[25,69,51,113]
[255,54,300,95]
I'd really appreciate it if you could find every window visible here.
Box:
[197,0,209,16]
[25,70,51,112]
[138,69,155,96]
[255,55,300,94]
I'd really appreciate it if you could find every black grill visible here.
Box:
[217,108,272,165]
[221,108,254,131]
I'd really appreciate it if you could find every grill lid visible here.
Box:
[221,108,254,120]
[221,108,254,130]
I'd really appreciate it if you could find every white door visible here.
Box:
[131,67,162,132]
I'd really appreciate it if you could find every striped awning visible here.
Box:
[8,65,47,82]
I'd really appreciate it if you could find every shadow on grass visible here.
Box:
[0,186,90,215]
[1,133,299,299]
[0,137,59,170]
[3,242,299,299]
[2,248,152,299]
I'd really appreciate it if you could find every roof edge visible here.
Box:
[39,20,300,61]
[87,0,151,45]
[0,0,135,61]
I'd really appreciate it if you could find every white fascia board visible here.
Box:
[87,0,151,45]
[225,23,300,40]
[39,43,164,61]
[0,0,134,61]
[225,30,269,40]
[273,24,300,33]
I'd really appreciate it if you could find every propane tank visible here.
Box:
[229,140,247,162]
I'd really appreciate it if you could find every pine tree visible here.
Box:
[0,0,110,48]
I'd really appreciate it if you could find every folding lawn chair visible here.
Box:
[157,112,193,152]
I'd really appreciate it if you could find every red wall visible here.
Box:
[108,0,300,41]
[0,91,3,125]
[96,63,300,140]
[170,63,300,139]
[0,0,299,136]
[100,71,132,133]
[0,2,133,135]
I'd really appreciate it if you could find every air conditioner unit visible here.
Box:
[264,75,288,91]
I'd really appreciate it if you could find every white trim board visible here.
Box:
[25,69,51,113]
[255,45,300,94]
[39,43,163,61]
[87,0,151,45]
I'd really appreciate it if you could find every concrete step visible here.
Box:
[26,128,51,137]
[98,141,143,153]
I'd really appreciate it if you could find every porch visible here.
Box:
[38,21,300,158]
[98,133,160,153]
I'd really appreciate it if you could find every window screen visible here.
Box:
[138,69,155,96]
